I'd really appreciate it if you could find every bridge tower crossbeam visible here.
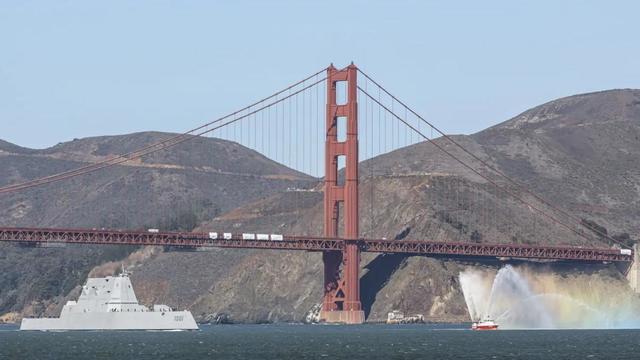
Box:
[320,63,364,324]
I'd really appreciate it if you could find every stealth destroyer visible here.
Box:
[20,269,198,331]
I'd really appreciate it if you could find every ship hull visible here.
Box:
[473,325,498,330]
[20,310,198,331]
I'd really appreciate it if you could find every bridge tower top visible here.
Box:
[324,63,359,239]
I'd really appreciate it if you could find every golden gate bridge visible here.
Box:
[0,63,633,324]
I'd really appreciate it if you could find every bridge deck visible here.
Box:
[0,227,631,262]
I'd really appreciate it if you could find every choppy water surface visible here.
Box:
[2,324,640,359]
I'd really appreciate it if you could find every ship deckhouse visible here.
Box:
[62,271,153,315]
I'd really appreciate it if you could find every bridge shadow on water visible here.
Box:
[360,227,411,318]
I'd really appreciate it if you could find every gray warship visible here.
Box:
[20,269,198,331]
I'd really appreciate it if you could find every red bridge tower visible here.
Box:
[320,63,365,324]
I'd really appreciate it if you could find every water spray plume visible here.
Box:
[459,265,640,329]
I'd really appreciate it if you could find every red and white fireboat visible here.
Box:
[471,317,499,331]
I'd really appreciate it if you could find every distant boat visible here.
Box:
[386,310,424,324]
[20,268,198,331]
[471,317,499,330]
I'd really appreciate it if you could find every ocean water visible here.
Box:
[2,323,640,359]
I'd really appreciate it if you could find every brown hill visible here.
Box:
[124,89,640,323]
[0,132,315,317]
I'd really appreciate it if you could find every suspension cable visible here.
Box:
[0,68,329,194]
[357,85,627,248]
[357,69,625,247]
[0,74,327,194]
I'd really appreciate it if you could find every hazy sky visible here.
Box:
[1,1,639,149]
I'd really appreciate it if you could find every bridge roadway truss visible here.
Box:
[0,227,631,263]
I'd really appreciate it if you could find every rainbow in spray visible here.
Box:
[459,265,640,329]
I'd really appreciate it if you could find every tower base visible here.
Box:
[319,310,365,324]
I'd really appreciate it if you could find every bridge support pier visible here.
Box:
[626,244,640,293]
[319,64,364,324]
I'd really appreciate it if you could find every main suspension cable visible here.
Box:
[357,69,624,247]
[357,85,626,248]
[0,73,328,194]
[0,68,329,194]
